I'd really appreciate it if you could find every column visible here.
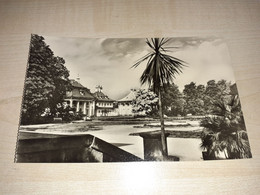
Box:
[76,101,80,112]
[70,99,73,108]
[83,102,86,115]
[88,101,92,116]
[92,101,95,116]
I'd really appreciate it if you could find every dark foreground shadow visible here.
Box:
[16,131,142,163]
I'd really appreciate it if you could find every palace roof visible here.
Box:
[93,91,114,102]
[118,89,137,102]
[70,79,86,88]
[65,80,95,100]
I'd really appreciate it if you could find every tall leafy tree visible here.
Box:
[204,79,231,114]
[132,38,187,159]
[21,34,71,124]
[197,84,206,100]
[216,79,231,99]
[183,82,205,115]
[161,83,184,116]
[183,82,197,115]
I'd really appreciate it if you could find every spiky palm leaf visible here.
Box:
[200,95,252,159]
[132,38,187,159]
[132,38,187,94]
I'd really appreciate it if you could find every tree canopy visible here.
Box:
[21,34,71,125]
[161,83,185,116]
[133,79,237,117]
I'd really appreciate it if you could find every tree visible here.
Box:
[204,79,231,114]
[161,83,184,116]
[21,34,71,124]
[197,84,206,101]
[183,82,197,115]
[183,82,205,115]
[216,79,231,98]
[200,93,252,159]
[132,89,159,117]
[132,38,187,159]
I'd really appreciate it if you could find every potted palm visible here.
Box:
[132,38,187,160]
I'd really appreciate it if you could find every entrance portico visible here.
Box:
[64,79,96,117]
[66,99,95,116]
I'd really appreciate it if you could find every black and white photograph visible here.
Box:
[15,35,252,162]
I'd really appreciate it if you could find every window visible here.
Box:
[79,90,84,96]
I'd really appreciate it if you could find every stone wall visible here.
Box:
[16,133,143,162]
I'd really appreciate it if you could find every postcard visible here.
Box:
[15,35,252,162]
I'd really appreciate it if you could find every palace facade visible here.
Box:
[64,79,95,117]
[64,79,142,118]
[93,85,116,117]
[117,89,137,116]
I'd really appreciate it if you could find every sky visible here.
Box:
[43,36,236,100]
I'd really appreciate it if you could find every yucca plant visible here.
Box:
[132,38,187,158]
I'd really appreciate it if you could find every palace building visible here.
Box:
[93,85,116,116]
[117,89,137,116]
[64,78,144,118]
[64,79,95,117]
[117,89,146,116]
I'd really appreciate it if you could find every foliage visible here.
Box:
[132,38,186,94]
[54,103,76,122]
[132,38,187,158]
[182,80,232,116]
[132,79,240,118]
[183,82,205,115]
[161,83,185,116]
[200,94,252,159]
[203,79,231,114]
[74,109,85,120]
[132,89,158,117]
[21,34,71,125]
